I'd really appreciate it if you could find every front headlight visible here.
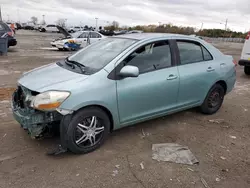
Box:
[31,91,70,111]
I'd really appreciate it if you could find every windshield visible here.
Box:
[68,37,137,73]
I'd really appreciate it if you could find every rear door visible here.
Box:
[77,32,89,47]
[241,32,250,61]
[175,40,218,107]
[89,32,102,44]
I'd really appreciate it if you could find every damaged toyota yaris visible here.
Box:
[11,33,236,155]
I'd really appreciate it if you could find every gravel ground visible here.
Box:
[0,30,249,188]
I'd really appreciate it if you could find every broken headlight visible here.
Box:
[31,91,70,111]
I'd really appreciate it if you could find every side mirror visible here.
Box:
[119,65,139,78]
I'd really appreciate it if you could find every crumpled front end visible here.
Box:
[11,85,62,138]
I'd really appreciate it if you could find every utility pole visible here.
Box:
[225,18,228,30]
[95,17,98,31]
[0,6,2,21]
[200,22,204,30]
[42,15,45,25]
[158,22,161,26]
[17,8,20,23]
[7,14,10,22]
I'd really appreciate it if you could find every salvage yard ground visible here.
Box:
[0,30,249,188]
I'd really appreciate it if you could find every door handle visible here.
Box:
[220,63,226,66]
[167,74,178,80]
[207,67,215,72]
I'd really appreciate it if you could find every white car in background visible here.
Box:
[239,31,250,75]
[68,26,83,33]
[51,26,105,50]
[40,24,59,32]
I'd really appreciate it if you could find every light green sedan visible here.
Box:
[11,33,236,155]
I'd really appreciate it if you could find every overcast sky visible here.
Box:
[1,0,250,32]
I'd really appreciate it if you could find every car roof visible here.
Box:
[112,33,193,41]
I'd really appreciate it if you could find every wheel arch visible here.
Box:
[74,104,114,132]
[215,80,227,94]
[202,79,228,103]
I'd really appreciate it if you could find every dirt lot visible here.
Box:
[0,30,249,188]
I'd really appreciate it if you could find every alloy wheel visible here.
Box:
[74,116,105,147]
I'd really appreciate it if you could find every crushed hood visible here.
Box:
[18,63,89,92]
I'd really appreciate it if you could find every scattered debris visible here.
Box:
[0,113,7,117]
[220,156,226,160]
[152,143,199,165]
[201,178,210,188]
[115,165,120,169]
[220,145,226,149]
[207,153,214,158]
[0,100,10,104]
[229,135,237,139]
[3,133,6,138]
[216,177,220,182]
[222,169,229,172]
[177,178,181,183]
[76,174,80,177]
[170,178,173,181]
[112,170,119,177]
[209,119,224,124]
[187,168,194,172]
[140,162,144,170]
[141,128,146,138]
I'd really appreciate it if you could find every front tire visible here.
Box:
[66,107,110,154]
[200,84,225,115]
[244,66,250,75]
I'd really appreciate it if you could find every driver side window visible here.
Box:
[123,40,172,74]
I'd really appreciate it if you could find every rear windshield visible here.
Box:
[0,22,11,31]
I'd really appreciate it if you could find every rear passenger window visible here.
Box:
[202,46,213,61]
[177,41,213,65]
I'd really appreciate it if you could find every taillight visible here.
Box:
[246,31,250,40]
[233,60,237,67]
[7,31,13,37]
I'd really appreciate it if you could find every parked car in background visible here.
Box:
[12,33,236,154]
[127,30,143,34]
[0,21,17,47]
[68,26,83,33]
[23,25,34,30]
[51,26,105,50]
[34,25,44,31]
[238,31,250,75]
[39,24,59,32]
[16,23,22,30]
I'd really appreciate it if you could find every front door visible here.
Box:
[176,40,218,107]
[116,40,180,125]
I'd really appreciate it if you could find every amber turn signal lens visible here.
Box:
[37,102,61,110]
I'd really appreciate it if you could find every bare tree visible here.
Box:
[56,19,66,27]
[112,21,119,29]
[31,16,38,25]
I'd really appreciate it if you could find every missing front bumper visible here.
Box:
[11,87,62,137]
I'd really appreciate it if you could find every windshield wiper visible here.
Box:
[65,57,85,73]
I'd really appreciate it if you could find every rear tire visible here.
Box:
[200,84,225,115]
[244,66,250,75]
[65,107,110,154]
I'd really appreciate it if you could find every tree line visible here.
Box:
[105,21,248,38]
